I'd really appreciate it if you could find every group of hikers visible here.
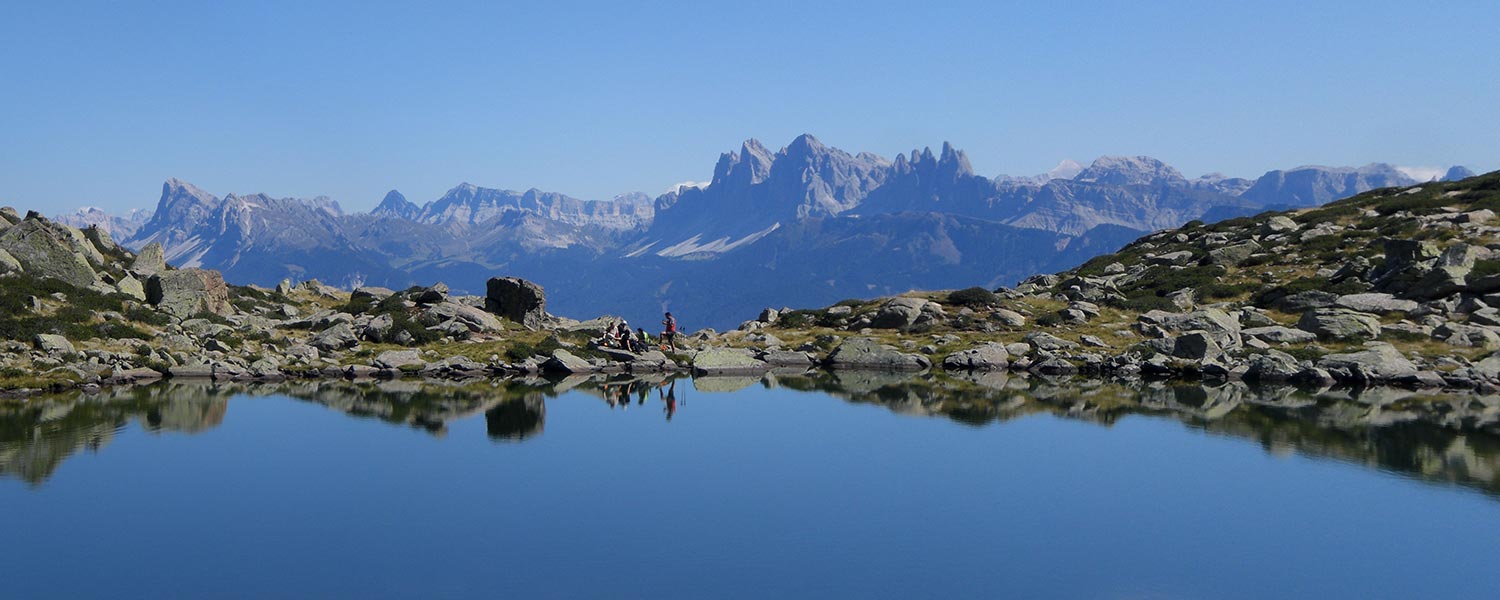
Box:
[595,311,680,353]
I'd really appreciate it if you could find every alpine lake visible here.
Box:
[4,371,1499,599]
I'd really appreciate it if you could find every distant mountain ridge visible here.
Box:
[56,135,1473,327]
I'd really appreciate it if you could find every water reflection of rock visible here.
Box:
[0,383,230,486]
[9,374,1500,497]
[755,370,1500,497]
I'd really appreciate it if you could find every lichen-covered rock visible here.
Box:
[1245,349,1301,381]
[115,275,146,301]
[1316,344,1418,381]
[0,218,99,287]
[941,343,1009,370]
[147,268,231,317]
[1241,326,1317,344]
[131,243,168,277]
[825,337,930,370]
[373,349,424,370]
[1334,293,1419,314]
[691,348,768,374]
[485,277,547,330]
[1296,308,1381,341]
[870,297,928,329]
[32,334,74,355]
[541,349,594,374]
[309,322,359,351]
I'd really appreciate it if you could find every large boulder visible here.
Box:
[1170,331,1222,361]
[1316,344,1418,381]
[420,301,504,334]
[870,297,927,329]
[82,225,119,256]
[691,348,768,374]
[310,323,359,351]
[115,275,147,301]
[1432,322,1500,349]
[1296,308,1380,341]
[373,349,424,370]
[130,242,167,277]
[1245,349,1302,381]
[147,269,231,317]
[941,343,1009,370]
[1334,293,1418,314]
[1207,240,1261,266]
[32,334,75,355]
[825,337,930,371]
[0,218,99,287]
[1140,308,1242,348]
[541,349,594,374]
[485,277,547,330]
[1241,326,1317,344]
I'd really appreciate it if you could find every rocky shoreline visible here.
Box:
[4,173,1500,419]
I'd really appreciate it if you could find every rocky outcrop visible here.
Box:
[485,277,547,330]
[0,218,99,287]
[146,269,231,317]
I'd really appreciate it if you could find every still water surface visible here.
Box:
[3,374,1499,599]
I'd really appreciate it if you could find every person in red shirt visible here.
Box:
[661,312,679,352]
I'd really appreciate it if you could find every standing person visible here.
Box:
[661,312,679,352]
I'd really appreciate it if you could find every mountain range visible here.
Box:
[53,134,1474,328]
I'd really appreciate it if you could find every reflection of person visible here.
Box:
[660,379,677,421]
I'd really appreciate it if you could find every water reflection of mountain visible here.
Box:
[5,374,1500,497]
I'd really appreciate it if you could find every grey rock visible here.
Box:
[147,268,231,317]
[0,249,22,274]
[1025,331,1077,351]
[1297,308,1381,341]
[825,337,930,370]
[1277,290,1340,312]
[1260,216,1299,234]
[485,277,547,330]
[362,314,395,342]
[1317,344,1419,381]
[871,297,928,329]
[991,308,1026,327]
[1241,325,1318,344]
[410,282,448,304]
[1171,331,1222,360]
[115,275,146,301]
[762,350,814,367]
[309,323,359,351]
[1208,240,1261,266]
[373,349,424,370]
[131,242,167,276]
[1245,349,1301,381]
[941,343,1009,370]
[351,286,395,302]
[33,334,74,354]
[1334,293,1419,314]
[692,348,768,374]
[0,218,100,287]
[541,349,594,374]
[1432,322,1500,349]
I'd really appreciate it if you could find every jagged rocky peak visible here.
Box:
[937,141,974,178]
[1073,156,1187,186]
[711,138,775,186]
[372,190,420,219]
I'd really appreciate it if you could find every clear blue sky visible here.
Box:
[2,0,1496,214]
